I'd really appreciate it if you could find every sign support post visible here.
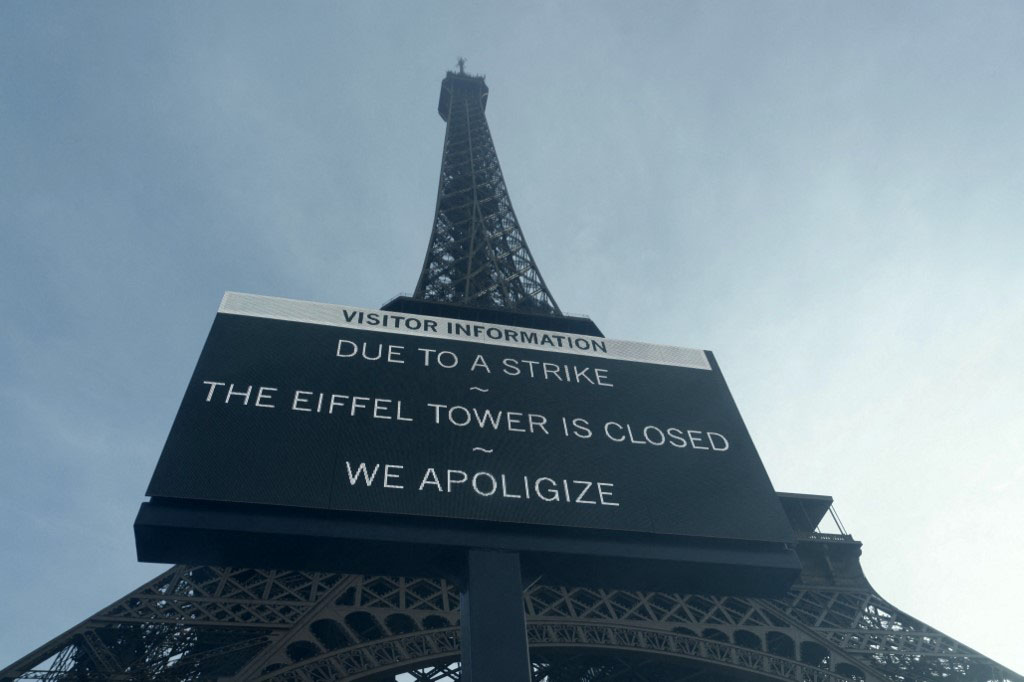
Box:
[460,549,531,681]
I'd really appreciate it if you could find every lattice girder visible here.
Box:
[8,567,1018,682]
[413,70,560,314]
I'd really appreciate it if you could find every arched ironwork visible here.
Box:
[3,559,1018,681]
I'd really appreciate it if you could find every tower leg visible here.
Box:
[460,549,532,681]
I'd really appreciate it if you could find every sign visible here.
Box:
[144,292,793,546]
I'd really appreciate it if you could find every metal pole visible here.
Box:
[460,549,531,681]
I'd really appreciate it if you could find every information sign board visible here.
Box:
[144,292,793,547]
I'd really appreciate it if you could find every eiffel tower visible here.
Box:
[2,65,1019,682]
[412,58,560,315]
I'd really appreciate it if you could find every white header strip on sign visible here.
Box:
[219,292,711,370]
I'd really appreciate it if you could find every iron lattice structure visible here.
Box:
[3,70,1020,681]
[413,66,560,314]
[2,514,1019,681]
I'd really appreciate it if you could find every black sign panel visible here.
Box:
[145,293,793,546]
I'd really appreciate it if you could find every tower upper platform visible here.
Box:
[439,70,488,121]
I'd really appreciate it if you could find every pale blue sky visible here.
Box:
[2,0,1022,672]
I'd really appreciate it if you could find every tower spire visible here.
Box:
[413,68,561,315]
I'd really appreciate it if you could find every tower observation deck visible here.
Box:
[2,67,1020,682]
